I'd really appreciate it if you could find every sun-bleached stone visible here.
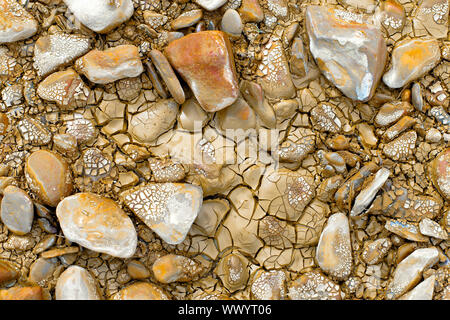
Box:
[0,0,38,43]
[55,266,101,300]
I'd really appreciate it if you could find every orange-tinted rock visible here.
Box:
[56,192,137,258]
[25,150,73,207]
[383,38,441,89]
[75,45,144,84]
[0,113,9,135]
[152,254,202,283]
[165,31,239,112]
[305,6,387,101]
[0,0,38,43]
[0,260,18,284]
[112,282,170,300]
[239,0,264,22]
[430,148,450,200]
[0,286,43,300]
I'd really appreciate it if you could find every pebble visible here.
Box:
[149,50,185,104]
[28,257,58,285]
[311,103,341,133]
[430,148,450,200]
[386,247,439,299]
[382,130,417,161]
[399,275,435,300]
[357,123,378,147]
[179,98,209,132]
[41,247,79,259]
[55,266,101,300]
[56,192,137,258]
[215,252,249,292]
[0,286,43,300]
[195,0,227,11]
[251,269,286,300]
[305,6,387,101]
[143,11,168,29]
[0,260,18,284]
[289,37,308,77]
[240,80,276,128]
[165,31,239,112]
[171,9,203,30]
[112,282,170,300]
[25,150,73,207]
[288,270,341,300]
[33,235,57,255]
[316,212,352,281]
[419,218,448,240]
[385,219,428,242]
[383,38,441,88]
[411,82,424,112]
[33,33,91,77]
[37,68,91,110]
[0,0,38,43]
[127,260,151,279]
[0,186,33,235]
[239,0,264,22]
[128,99,178,144]
[17,116,52,146]
[221,9,243,37]
[216,97,256,130]
[382,116,416,142]
[375,101,414,127]
[361,238,392,265]
[351,168,390,216]
[75,45,144,84]
[121,183,203,245]
[63,0,134,33]
[152,254,202,283]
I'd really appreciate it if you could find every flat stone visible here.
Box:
[430,148,450,200]
[0,260,18,284]
[216,97,256,130]
[56,192,137,258]
[385,219,428,242]
[351,168,390,216]
[419,218,448,240]
[112,282,170,300]
[165,31,239,112]
[121,183,203,245]
[1,186,33,235]
[143,11,168,29]
[288,270,341,300]
[40,247,79,259]
[316,212,352,281]
[259,40,295,99]
[37,68,91,110]
[127,260,151,279]
[152,254,202,283]
[149,50,185,104]
[375,101,414,127]
[361,238,392,265]
[305,6,387,101]
[33,33,91,77]
[382,130,417,161]
[399,275,435,300]
[75,45,144,84]
[195,0,227,11]
[221,9,243,37]
[383,38,441,89]
[386,247,439,299]
[55,266,101,300]
[25,150,73,207]
[0,286,43,300]
[239,0,264,22]
[171,9,203,30]
[0,0,38,43]
[128,99,178,144]
[63,0,134,33]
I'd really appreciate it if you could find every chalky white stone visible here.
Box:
[0,0,38,43]
[56,193,137,258]
[196,0,227,11]
[55,266,101,300]
[386,247,439,299]
[351,168,390,216]
[316,212,352,281]
[121,183,203,245]
[399,275,435,300]
[63,0,134,33]
[305,6,387,101]
[419,218,448,240]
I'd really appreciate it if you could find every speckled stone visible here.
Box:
[221,9,243,37]
[239,0,264,22]
[120,183,203,245]
[305,6,387,101]
[55,266,101,300]
[316,212,352,281]
[430,148,450,200]
[152,254,202,283]
[165,31,239,112]
[0,186,33,235]
[25,150,73,207]
[288,270,341,300]
[0,0,38,43]
[171,9,203,30]
[56,192,137,258]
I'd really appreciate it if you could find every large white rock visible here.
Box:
[120,183,203,245]
[56,192,137,258]
[55,266,101,300]
[63,0,134,33]
[386,247,439,299]
[196,0,227,11]
[0,0,38,43]
[399,275,435,300]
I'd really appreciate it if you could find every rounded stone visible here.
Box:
[56,192,137,258]
[55,266,101,300]
[179,98,209,132]
[221,9,243,37]
[112,282,170,300]
[127,260,151,279]
[152,254,202,283]
[25,150,73,207]
[0,186,34,235]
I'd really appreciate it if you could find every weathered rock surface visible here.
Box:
[430,148,450,200]
[112,282,170,300]
[305,6,387,101]
[195,0,227,11]
[0,0,38,43]
[399,275,435,300]
[56,192,137,258]
[152,254,202,283]
[288,270,341,300]
[55,266,101,300]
